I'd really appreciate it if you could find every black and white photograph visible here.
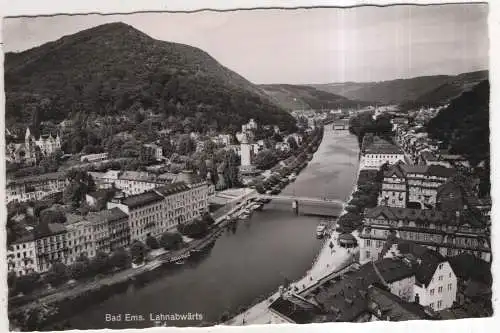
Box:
[3,1,492,331]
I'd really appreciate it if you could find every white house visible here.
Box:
[7,233,39,276]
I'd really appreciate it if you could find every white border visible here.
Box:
[0,1,497,333]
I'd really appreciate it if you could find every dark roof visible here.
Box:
[395,241,446,287]
[121,191,164,209]
[87,189,114,200]
[87,207,128,224]
[310,258,415,322]
[8,172,67,186]
[339,233,357,244]
[364,145,403,155]
[269,296,323,323]
[34,223,66,239]
[155,181,190,197]
[11,232,35,244]
[367,286,431,321]
[401,164,456,178]
[420,150,438,162]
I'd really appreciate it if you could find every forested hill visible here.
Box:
[427,80,490,195]
[310,70,488,105]
[4,22,296,132]
[427,80,489,166]
[258,84,370,110]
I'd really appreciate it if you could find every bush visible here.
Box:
[159,232,183,250]
[146,235,160,250]
[110,247,131,270]
[130,240,148,265]
[177,219,209,239]
[45,262,69,287]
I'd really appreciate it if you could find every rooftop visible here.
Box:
[8,171,66,186]
[368,285,431,321]
[155,181,190,197]
[121,191,164,209]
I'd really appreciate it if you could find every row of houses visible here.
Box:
[6,172,68,204]
[7,181,213,276]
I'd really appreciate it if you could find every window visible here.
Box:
[430,303,434,309]
[438,263,443,270]
[430,289,434,296]
[366,240,371,247]
[438,286,443,293]
[437,300,442,309]
[448,283,452,291]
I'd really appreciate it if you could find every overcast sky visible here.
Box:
[3,4,488,84]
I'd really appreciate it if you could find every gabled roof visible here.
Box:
[87,207,129,224]
[368,285,431,321]
[396,241,446,287]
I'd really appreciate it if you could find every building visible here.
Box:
[269,257,433,324]
[390,117,409,131]
[89,170,168,196]
[380,241,458,311]
[80,152,108,163]
[25,127,62,161]
[88,208,130,252]
[7,233,39,276]
[155,181,210,229]
[65,215,96,264]
[360,206,491,263]
[361,145,405,170]
[239,133,253,167]
[6,172,68,203]
[34,223,67,273]
[141,143,163,161]
[378,162,456,209]
[108,191,165,242]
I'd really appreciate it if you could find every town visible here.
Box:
[4,5,490,331]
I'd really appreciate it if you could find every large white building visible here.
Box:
[89,170,168,196]
[7,234,39,277]
[6,172,68,203]
[381,240,458,311]
[360,145,405,170]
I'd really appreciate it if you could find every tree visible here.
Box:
[201,212,215,226]
[89,251,111,274]
[177,134,195,155]
[109,247,131,270]
[45,262,69,287]
[69,261,89,280]
[287,136,299,151]
[254,149,278,170]
[177,219,209,239]
[130,240,148,265]
[159,232,183,250]
[146,235,160,250]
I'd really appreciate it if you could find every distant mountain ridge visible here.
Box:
[258,84,370,110]
[4,22,296,132]
[309,70,488,105]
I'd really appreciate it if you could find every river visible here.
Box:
[68,127,359,329]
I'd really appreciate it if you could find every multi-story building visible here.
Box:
[65,215,96,264]
[89,170,168,196]
[155,181,210,228]
[381,240,458,311]
[141,143,163,162]
[378,162,455,209]
[7,233,39,276]
[6,172,68,203]
[80,152,109,163]
[360,139,405,170]
[25,127,62,160]
[34,223,67,272]
[359,205,491,263]
[108,191,165,242]
[97,208,131,251]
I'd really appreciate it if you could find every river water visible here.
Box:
[68,127,359,329]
